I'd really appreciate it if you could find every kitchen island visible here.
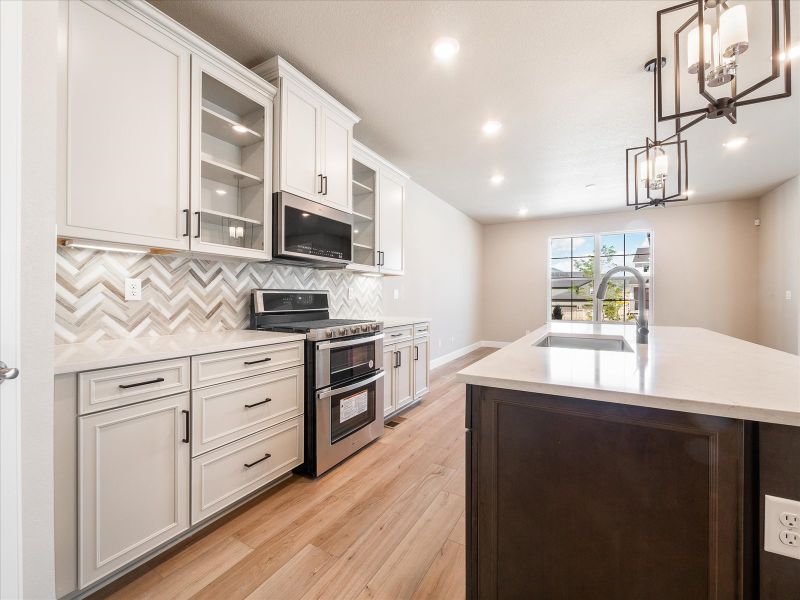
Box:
[457,323,800,600]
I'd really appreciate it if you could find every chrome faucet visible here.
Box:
[596,265,649,344]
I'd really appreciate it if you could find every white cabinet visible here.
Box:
[350,142,408,275]
[254,56,359,213]
[383,346,396,415]
[59,0,191,250]
[383,328,417,417]
[58,1,276,259]
[78,392,190,587]
[414,336,430,399]
[394,341,414,410]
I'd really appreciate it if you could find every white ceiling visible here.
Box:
[152,0,800,224]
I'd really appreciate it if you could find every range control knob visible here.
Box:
[360,325,369,332]
[371,323,380,331]
[349,326,360,335]
[325,329,334,338]
[337,327,348,336]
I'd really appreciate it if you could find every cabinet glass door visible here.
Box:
[192,57,270,258]
[351,158,378,270]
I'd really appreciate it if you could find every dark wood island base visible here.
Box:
[465,385,800,600]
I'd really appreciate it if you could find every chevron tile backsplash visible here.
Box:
[56,247,383,344]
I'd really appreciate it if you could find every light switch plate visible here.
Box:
[393,289,399,300]
[786,290,792,301]
[124,278,142,301]
[765,495,800,560]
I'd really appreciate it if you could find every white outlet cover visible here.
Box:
[124,277,142,301]
[786,290,793,301]
[765,495,800,560]
[393,289,399,300]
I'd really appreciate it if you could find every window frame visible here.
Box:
[547,230,654,325]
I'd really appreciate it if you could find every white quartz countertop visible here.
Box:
[456,322,800,426]
[54,330,306,375]
[377,316,432,328]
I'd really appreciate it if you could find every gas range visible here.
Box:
[249,290,382,341]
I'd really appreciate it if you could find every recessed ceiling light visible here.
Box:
[686,189,696,197]
[432,37,460,62]
[215,189,227,196]
[584,184,596,191]
[301,212,310,218]
[490,174,505,185]
[231,124,249,133]
[723,136,749,149]
[482,120,502,136]
[518,208,528,217]
[778,45,800,61]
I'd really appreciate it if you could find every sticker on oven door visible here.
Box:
[339,390,369,423]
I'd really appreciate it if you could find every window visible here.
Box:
[549,231,652,324]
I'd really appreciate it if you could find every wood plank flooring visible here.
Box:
[101,348,494,600]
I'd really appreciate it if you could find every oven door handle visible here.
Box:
[316,333,384,351]
[317,370,385,400]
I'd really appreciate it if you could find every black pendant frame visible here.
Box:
[656,0,792,134]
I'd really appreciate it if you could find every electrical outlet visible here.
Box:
[438,339,442,349]
[765,495,800,560]
[393,288,400,300]
[348,286,354,299]
[786,290,793,301]
[124,278,142,301]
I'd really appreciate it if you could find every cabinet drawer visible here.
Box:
[191,417,303,524]
[192,366,304,456]
[384,325,413,343]
[414,323,431,337]
[192,342,304,388]
[78,358,190,415]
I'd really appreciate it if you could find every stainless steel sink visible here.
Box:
[534,334,633,353]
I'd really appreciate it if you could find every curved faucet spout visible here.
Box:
[596,265,649,344]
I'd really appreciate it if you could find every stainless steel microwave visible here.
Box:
[272,192,352,267]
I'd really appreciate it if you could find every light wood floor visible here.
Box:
[102,348,495,600]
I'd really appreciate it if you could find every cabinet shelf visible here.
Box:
[352,210,373,221]
[201,157,263,188]
[201,107,262,146]
[352,179,373,193]
[201,208,262,226]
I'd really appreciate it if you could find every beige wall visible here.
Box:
[757,176,800,354]
[481,199,760,343]
[383,179,483,360]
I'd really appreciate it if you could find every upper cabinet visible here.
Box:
[254,57,360,213]
[350,142,409,276]
[60,0,191,250]
[191,56,272,259]
[57,1,276,260]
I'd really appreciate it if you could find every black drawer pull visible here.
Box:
[244,453,271,468]
[181,409,190,444]
[390,333,403,338]
[244,398,272,409]
[119,377,165,389]
[244,357,271,366]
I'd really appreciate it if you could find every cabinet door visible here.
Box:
[79,393,190,587]
[395,340,414,409]
[378,171,405,274]
[61,1,190,249]
[414,337,430,399]
[320,110,352,212]
[191,55,272,260]
[279,79,321,201]
[383,345,396,416]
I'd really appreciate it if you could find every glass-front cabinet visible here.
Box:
[351,157,379,271]
[190,56,272,259]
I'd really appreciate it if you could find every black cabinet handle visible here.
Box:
[183,209,190,237]
[119,377,165,389]
[244,452,271,468]
[390,333,402,337]
[194,211,201,239]
[181,409,190,444]
[323,176,328,196]
[244,357,271,366]
[415,346,419,361]
[318,174,324,194]
[244,398,272,409]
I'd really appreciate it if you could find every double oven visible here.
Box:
[310,332,384,476]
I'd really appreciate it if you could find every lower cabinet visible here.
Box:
[413,335,430,399]
[191,416,303,524]
[78,392,191,587]
[383,323,430,419]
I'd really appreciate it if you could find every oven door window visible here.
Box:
[329,340,377,386]
[330,380,377,444]
[284,205,352,261]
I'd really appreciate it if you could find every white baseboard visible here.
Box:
[430,340,509,370]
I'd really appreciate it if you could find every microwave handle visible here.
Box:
[317,370,385,400]
[316,333,384,351]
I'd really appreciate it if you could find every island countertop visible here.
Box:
[456,322,800,426]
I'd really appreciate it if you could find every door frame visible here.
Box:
[0,1,23,597]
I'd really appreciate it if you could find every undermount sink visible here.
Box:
[534,334,633,353]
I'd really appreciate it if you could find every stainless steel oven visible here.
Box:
[273,191,352,266]
[315,370,385,475]
[315,333,384,389]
